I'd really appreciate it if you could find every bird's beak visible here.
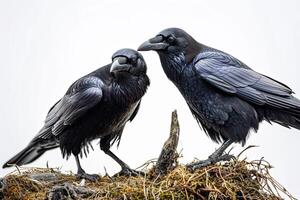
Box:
[138,36,168,51]
[110,57,131,73]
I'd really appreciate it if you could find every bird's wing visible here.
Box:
[194,51,300,114]
[38,76,104,139]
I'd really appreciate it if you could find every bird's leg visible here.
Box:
[209,139,233,158]
[100,137,143,176]
[103,149,144,176]
[187,139,234,171]
[75,155,99,181]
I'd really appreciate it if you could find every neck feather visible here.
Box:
[159,52,186,83]
[112,75,149,105]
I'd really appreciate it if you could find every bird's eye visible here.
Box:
[167,36,175,44]
[130,58,137,65]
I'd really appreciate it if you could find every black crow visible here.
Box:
[3,48,150,180]
[138,28,300,170]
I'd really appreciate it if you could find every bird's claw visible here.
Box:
[115,168,144,177]
[76,173,99,182]
[187,154,234,171]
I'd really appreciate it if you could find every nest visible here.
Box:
[0,158,295,200]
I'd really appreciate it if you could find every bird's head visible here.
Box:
[110,48,147,77]
[138,28,202,63]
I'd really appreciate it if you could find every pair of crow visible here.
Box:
[3,28,300,181]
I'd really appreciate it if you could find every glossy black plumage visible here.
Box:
[3,48,150,178]
[139,28,300,150]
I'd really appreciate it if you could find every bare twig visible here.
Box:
[155,110,180,176]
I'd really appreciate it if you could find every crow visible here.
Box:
[138,28,300,170]
[3,48,150,180]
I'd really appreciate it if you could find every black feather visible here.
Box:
[3,48,149,168]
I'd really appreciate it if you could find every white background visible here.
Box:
[0,0,299,198]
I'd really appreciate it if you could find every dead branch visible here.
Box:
[155,110,180,176]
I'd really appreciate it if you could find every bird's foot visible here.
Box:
[114,167,145,177]
[187,154,234,171]
[76,172,99,182]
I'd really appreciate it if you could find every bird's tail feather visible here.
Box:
[262,108,300,130]
[2,139,59,168]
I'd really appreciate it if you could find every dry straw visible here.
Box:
[0,158,296,200]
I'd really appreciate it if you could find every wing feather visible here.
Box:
[194,51,300,115]
[39,76,103,139]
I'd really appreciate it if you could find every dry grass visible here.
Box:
[0,157,296,200]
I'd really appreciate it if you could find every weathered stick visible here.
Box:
[155,110,180,175]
